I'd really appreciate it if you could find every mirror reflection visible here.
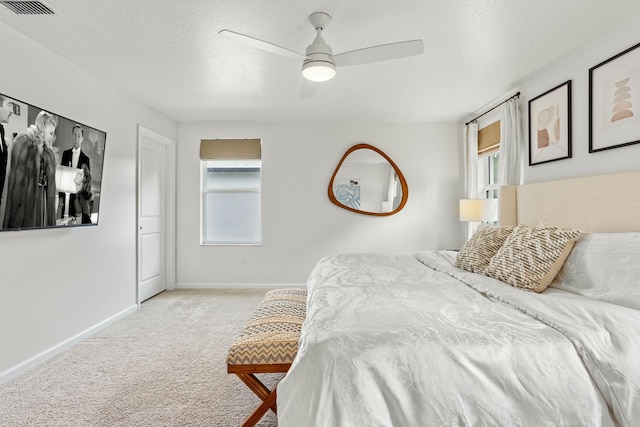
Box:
[328,143,408,216]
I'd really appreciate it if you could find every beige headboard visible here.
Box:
[499,170,640,232]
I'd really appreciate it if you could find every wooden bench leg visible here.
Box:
[240,387,278,427]
[235,373,279,427]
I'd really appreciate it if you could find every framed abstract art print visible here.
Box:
[589,41,640,152]
[528,80,572,165]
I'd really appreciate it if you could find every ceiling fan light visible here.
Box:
[302,60,336,82]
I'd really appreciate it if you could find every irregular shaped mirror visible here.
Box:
[328,143,408,216]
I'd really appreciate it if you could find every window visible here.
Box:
[476,120,500,202]
[478,152,499,200]
[465,98,522,238]
[465,120,499,235]
[200,139,261,245]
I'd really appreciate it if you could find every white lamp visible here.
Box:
[56,165,80,222]
[459,199,498,223]
[56,165,79,194]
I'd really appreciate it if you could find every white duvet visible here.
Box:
[277,251,640,427]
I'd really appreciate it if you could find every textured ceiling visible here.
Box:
[1,0,639,123]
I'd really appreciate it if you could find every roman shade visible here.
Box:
[478,120,500,155]
[200,138,261,160]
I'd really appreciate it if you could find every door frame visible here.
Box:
[137,125,176,305]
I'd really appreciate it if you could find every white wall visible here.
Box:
[514,17,640,183]
[176,122,460,285]
[0,24,176,376]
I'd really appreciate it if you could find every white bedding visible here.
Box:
[277,251,640,427]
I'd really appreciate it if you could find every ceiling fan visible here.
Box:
[219,12,424,83]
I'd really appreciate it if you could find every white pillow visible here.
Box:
[550,232,640,310]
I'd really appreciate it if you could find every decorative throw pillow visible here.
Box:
[455,225,514,274]
[485,224,581,293]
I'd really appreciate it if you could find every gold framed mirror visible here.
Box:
[328,143,408,216]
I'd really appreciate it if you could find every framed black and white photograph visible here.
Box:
[589,41,640,152]
[0,92,107,232]
[528,80,572,165]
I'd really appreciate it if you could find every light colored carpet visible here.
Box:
[0,289,284,427]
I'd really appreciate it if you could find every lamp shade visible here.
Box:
[459,198,498,222]
[56,165,80,194]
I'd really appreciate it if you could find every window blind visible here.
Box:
[200,138,261,160]
[478,121,500,155]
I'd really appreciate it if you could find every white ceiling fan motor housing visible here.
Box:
[302,12,336,82]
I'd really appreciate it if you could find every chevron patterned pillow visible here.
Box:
[485,224,581,293]
[455,225,514,274]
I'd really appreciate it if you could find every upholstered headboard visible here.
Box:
[499,170,640,233]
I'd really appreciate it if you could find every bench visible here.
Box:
[227,288,307,427]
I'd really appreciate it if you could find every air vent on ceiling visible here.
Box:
[0,1,55,14]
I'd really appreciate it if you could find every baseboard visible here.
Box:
[0,304,138,385]
[176,282,306,290]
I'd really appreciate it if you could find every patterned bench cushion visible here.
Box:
[227,289,307,365]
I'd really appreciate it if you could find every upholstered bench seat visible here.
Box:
[227,288,307,427]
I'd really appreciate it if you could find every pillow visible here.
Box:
[485,224,581,293]
[550,232,640,310]
[455,224,514,274]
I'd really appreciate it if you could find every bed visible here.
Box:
[276,170,640,427]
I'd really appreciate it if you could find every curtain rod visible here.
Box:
[465,92,520,126]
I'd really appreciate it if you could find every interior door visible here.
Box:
[138,129,167,302]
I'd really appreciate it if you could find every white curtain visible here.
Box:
[464,122,479,198]
[463,122,479,240]
[498,99,523,186]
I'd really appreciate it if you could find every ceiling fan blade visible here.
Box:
[333,39,424,67]
[218,29,306,61]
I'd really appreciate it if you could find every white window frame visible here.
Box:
[478,151,499,199]
[200,160,262,246]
